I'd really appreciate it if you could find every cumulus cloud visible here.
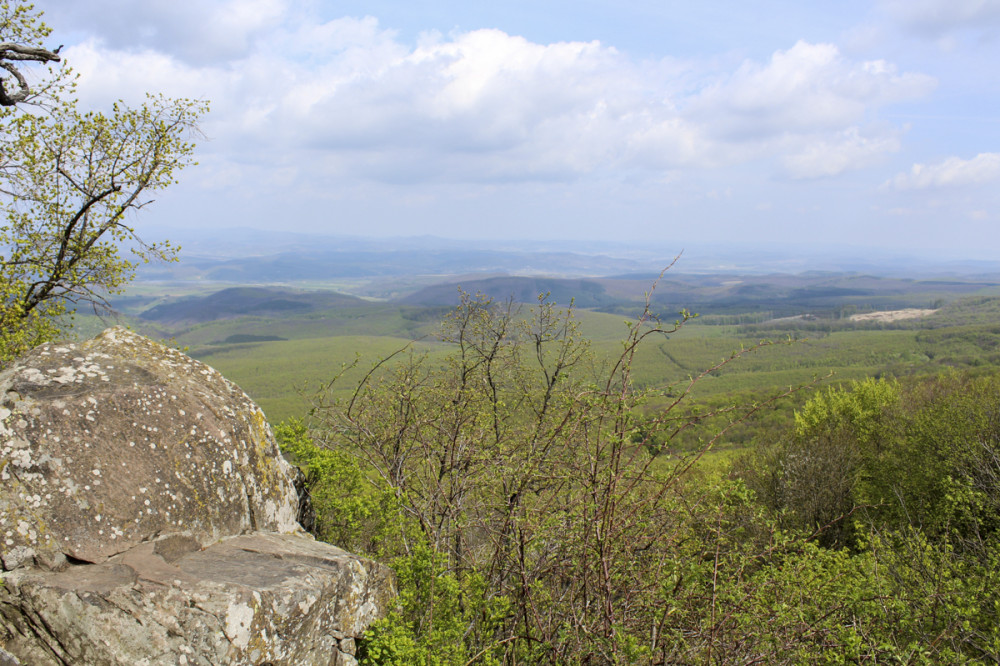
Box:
[885,153,1000,189]
[57,12,935,186]
[65,41,219,106]
[691,42,934,141]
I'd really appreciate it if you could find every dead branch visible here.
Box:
[0,42,61,106]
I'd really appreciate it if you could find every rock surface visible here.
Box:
[0,327,300,569]
[0,533,393,665]
[0,328,394,664]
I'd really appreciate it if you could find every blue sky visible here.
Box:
[35,0,1000,259]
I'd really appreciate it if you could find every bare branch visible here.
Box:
[0,42,60,106]
[0,42,62,62]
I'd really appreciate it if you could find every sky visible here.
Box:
[31,0,1000,259]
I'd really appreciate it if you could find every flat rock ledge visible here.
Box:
[0,532,394,665]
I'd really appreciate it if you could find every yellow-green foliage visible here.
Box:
[285,295,1000,663]
[275,419,403,556]
[794,376,900,443]
[0,1,205,363]
[281,293,1000,663]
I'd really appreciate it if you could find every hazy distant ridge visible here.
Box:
[136,230,1000,284]
[140,287,364,324]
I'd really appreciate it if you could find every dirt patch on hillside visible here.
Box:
[849,308,938,323]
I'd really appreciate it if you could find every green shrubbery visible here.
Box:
[741,372,1000,549]
[278,295,1000,664]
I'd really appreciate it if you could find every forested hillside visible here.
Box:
[274,292,1000,663]
[76,268,1000,419]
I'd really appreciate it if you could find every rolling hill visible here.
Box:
[139,286,366,324]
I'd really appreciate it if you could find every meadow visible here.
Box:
[81,281,1000,425]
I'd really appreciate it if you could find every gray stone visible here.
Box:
[0,533,394,666]
[0,329,394,664]
[0,327,300,569]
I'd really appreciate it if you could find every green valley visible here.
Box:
[84,270,1000,425]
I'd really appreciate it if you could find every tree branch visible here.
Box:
[0,43,62,62]
[21,185,121,313]
[0,43,61,106]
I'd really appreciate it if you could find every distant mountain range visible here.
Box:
[398,273,1000,315]
[401,277,619,308]
[133,228,1000,284]
[137,249,639,283]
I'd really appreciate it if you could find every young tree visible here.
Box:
[302,286,798,663]
[0,1,206,363]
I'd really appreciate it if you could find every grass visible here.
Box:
[188,335,450,422]
[66,288,1000,431]
[193,319,975,426]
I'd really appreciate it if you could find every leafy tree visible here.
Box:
[793,376,901,445]
[0,1,205,362]
[742,369,1000,557]
[276,418,404,556]
[0,1,64,107]
[891,372,1000,546]
[738,377,902,546]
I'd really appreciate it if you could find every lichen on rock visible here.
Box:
[0,533,394,665]
[0,327,300,569]
[0,328,394,665]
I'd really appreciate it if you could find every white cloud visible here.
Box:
[42,0,290,63]
[885,153,1000,189]
[689,41,934,141]
[65,41,218,106]
[57,15,935,187]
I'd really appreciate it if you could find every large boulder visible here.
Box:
[0,328,394,665]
